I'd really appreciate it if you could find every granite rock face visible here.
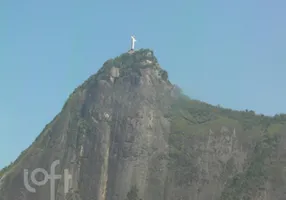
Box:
[1,49,286,200]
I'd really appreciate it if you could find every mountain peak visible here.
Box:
[104,48,160,71]
[78,48,170,93]
[2,49,286,200]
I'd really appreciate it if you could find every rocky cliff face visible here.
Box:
[1,49,286,200]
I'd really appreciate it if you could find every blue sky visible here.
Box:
[0,0,285,168]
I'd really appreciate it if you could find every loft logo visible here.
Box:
[23,160,72,200]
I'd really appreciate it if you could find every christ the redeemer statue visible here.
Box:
[131,35,136,50]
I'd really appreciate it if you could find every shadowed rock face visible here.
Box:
[1,49,286,200]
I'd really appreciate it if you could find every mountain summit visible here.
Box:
[1,49,286,200]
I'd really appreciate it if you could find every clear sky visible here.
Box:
[0,0,285,168]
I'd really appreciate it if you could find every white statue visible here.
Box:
[131,35,136,50]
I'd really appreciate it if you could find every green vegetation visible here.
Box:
[0,148,29,179]
[220,134,279,200]
[170,93,285,133]
[125,185,142,200]
[0,163,12,178]
[167,91,286,197]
